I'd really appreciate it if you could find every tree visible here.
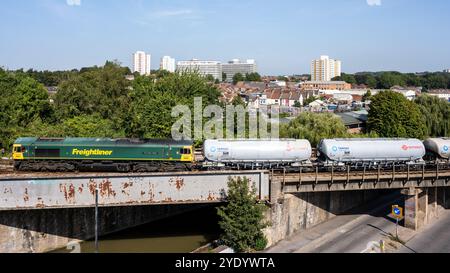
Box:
[11,77,53,126]
[205,74,215,82]
[378,72,406,89]
[217,177,268,253]
[280,112,348,146]
[277,76,288,82]
[333,73,356,85]
[222,72,227,82]
[303,95,317,106]
[362,90,372,102]
[415,94,450,137]
[125,71,220,139]
[294,101,301,108]
[245,73,262,82]
[0,71,55,149]
[54,61,131,124]
[233,73,245,85]
[366,74,378,88]
[231,95,246,107]
[154,69,172,79]
[367,91,426,138]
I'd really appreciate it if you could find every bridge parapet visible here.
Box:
[0,171,269,210]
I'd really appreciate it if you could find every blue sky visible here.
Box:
[0,0,449,75]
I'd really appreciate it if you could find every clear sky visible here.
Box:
[1,0,449,75]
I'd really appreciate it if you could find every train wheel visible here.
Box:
[117,164,131,173]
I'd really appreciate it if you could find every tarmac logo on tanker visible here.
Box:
[401,145,423,151]
[444,145,449,152]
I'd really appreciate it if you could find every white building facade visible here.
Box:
[311,55,342,81]
[177,59,222,81]
[221,59,258,82]
[133,51,151,75]
[160,56,176,73]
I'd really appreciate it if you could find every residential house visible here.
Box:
[427,89,450,102]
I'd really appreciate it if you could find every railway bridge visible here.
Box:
[0,163,449,252]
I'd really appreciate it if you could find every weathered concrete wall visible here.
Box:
[264,187,381,247]
[0,204,205,253]
[403,187,449,230]
[436,187,449,210]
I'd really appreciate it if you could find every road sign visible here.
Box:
[392,205,403,219]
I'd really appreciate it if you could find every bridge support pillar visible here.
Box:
[428,187,438,223]
[401,187,423,231]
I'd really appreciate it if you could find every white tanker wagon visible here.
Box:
[203,139,312,169]
[423,138,450,161]
[317,138,426,167]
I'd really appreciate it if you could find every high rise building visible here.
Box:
[133,51,151,75]
[221,59,258,82]
[160,56,176,73]
[177,59,222,81]
[310,55,341,81]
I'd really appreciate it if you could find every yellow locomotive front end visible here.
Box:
[180,146,195,162]
[12,144,24,160]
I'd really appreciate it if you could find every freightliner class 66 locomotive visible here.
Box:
[11,137,450,172]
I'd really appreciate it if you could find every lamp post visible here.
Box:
[95,186,99,253]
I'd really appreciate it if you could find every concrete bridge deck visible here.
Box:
[0,171,269,210]
[1,165,450,210]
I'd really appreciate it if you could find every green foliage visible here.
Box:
[362,90,372,102]
[415,94,450,137]
[367,91,426,139]
[217,177,268,253]
[233,73,245,84]
[294,101,301,108]
[334,71,450,91]
[333,73,356,84]
[13,69,79,87]
[54,61,131,123]
[205,74,215,82]
[303,96,318,106]
[124,71,220,139]
[231,96,246,107]
[245,73,262,82]
[0,70,55,149]
[12,77,53,126]
[378,72,406,89]
[280,112,348,146]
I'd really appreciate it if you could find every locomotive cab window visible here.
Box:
[13,146,25,153]
[180,149,191,155]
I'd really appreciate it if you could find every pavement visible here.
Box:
[397,210,450,253]
[265,192,407,253]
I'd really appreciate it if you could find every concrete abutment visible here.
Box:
[264,183,450,248]
[402,186,449,231]
[0,204,207,253]
[264,182,383,247]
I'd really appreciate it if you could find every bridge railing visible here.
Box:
[272,163,450,193]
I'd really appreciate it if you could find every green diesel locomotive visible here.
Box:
[13,137,195,172]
